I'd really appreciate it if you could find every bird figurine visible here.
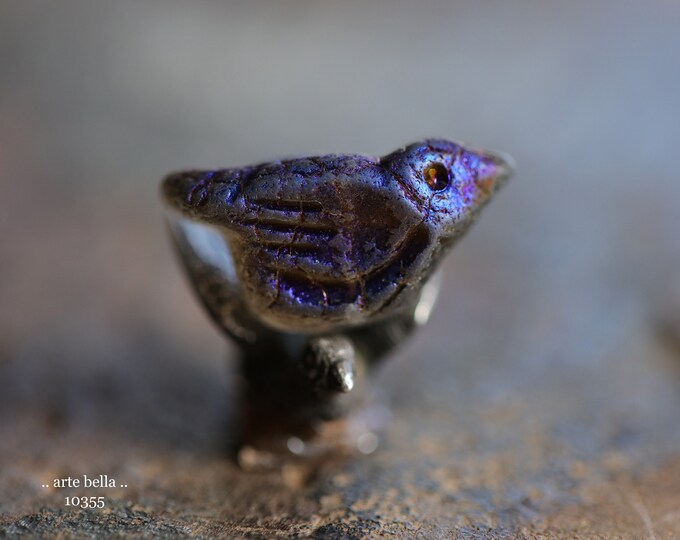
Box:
[161,139,511,448]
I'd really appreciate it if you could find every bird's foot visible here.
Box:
[302,335,356,394]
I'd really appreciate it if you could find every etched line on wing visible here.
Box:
[239,217,338,238]
[258,240,319,255]
[272,268,362,308]
[251,198,324,213]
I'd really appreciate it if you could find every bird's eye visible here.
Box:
[423,162,450,191]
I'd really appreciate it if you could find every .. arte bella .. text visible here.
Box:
[50,475,126,488]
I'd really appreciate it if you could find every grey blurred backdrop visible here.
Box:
[2,1,680,535]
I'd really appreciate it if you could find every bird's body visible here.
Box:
[163,139,511,336]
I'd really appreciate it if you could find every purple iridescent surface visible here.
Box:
[162,139,511,334]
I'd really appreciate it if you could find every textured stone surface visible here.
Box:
[2,1,680,538]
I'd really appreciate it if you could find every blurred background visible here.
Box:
[2,1,680,537]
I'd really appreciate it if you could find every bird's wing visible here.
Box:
[163,155,426,325]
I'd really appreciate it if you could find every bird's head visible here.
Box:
[381,139,512,241]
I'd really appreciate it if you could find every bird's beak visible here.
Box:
[475,150,514,198]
